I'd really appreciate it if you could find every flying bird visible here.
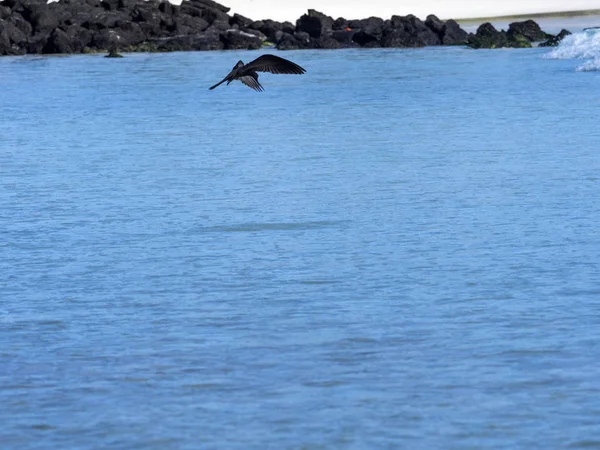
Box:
[209,54,306,92]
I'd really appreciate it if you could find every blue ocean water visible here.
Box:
[1,36,600,448]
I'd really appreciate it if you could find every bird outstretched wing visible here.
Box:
[243,54,306,75]
[239,76,264,92]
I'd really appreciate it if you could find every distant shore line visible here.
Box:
[456,8,600,23]
[219,0,600,24]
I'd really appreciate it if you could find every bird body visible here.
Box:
[209,54,306,92]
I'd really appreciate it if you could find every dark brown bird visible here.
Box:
[209,54,306,92]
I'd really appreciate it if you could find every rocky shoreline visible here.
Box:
[0,0,571,56]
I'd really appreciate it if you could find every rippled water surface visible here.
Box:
[1,42,600,448]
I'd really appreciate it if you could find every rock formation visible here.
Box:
[0,0,569,55]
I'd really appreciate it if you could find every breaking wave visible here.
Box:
[545,28,600,71]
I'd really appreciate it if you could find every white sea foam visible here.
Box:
[545,28,600,71]
[576,56,600,71]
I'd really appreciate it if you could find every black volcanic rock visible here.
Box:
[100,0,119,12]
[425,14,444,37]
[84,11,128,31]
[508,19,549,42]
[24,2,61,33]
[467,20,553,49]
[378,15,438,48]
[132,3,161,23]
[43,26,72,52]
[440,19,468,45]
[64,23,93,51]
[0,2,557,56]
[296,9,332,38]
[174,14,209,34]
[105,47,123,56]
[425,14,468,45]
[2,0,45,9]
[308,34,341,49]
[332,17,347,31]
[331,29,355,45]
[467,22,509,48]
[539,29,571,47]
[381,26,424,48]
[1,5,12,18]
[220,28,261,49]
[12,12,32,34]
[278,9,473,50]
[91,28,120,48]
[157,1,176,15]
[349,16,384,39]
[147,30,223,51]
[178,2,201,17]
[0,17,29,54]
[252,18,283,42]
[189,0,228,13]
[274,31,300,50]
[352,30,379,46]
[230,12,251,28]
[0,25,11,53]
[293,30,309,45]
[26,32,47,52]
[238,27,265,41]
[393,14,440,45]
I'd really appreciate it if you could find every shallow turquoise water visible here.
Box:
[1,41,600,448]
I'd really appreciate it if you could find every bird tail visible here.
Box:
[209,78,227,90]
